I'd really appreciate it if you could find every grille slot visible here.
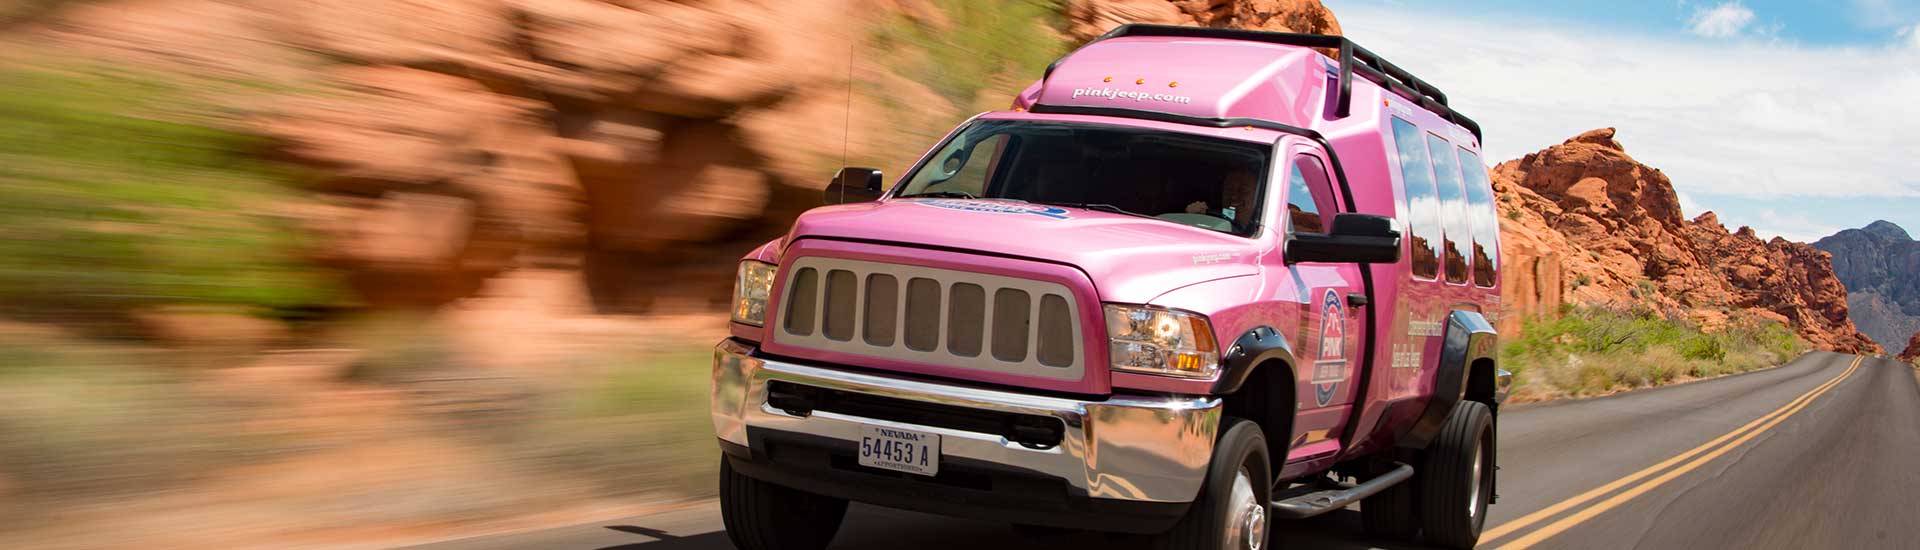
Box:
[863,274,899,346]
[784,268,818,336]
[947,283,985,357]
[822,270,857,341]
[773,257,1085,381]
[991,289,1031,362]
[904,278,941,351]
[1037,295,1075,367]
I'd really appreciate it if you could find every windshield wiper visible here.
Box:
[1033,201,1151,219]
[896,191,977,199]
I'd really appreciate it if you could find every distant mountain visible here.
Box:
[1812,220,1920,352]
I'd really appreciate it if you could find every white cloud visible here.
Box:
[1749,209,1845,242]
[1901,24,1920,49]
[1677,192,1705,218]
[1337,6,1920,201]
[1688,2,1756,38]
[1851,0,1910,29]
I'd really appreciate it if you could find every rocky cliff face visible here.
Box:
[1899,332,1920,363]
[34,0,1349,316]
[40,0,1007,313]
[1063,0,1341,40]
[1812,221,1920,351]
[1495,129,1880,354]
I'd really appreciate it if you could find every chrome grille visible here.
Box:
[774,257,1085,381]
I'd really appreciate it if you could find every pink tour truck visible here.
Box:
[710,24,1510,550]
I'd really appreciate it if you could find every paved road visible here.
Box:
[408,352,1920,550]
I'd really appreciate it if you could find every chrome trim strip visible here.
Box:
[711,339,1219,503]
[1494,367,1513,403]
[771,257,1087,381]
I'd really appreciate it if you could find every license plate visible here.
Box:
[858,424,940,476]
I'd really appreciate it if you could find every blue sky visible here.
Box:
[1325,0,1920,241]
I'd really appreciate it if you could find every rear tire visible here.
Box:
[1418,401,1495,549]
[1152,417,1271,550]
[719,457,849,550]
[1360,474,1420,542]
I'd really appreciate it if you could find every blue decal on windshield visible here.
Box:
[910,199,1072,220]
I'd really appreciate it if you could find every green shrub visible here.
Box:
[0,337,286,510]
[0,66,336,320]
[1499,306,1806,400]
[871,0,1068,111]
[1677,334,1727,361]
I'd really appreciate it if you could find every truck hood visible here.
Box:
[786,198,1263,304]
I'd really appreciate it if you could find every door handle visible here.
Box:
[1346,293,1369,308]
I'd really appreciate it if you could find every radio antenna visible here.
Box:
[837,40,856,203]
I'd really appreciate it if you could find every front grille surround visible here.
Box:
[772,256,1087,382]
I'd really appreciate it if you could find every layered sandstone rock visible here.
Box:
[1898,332,1920,363]
[1494,129,1880,354]
[1064,0,1342,41]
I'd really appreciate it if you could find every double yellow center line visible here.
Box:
[1479,355,1865,549]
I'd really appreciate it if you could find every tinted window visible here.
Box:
[897,120,1269,236]
[1285,160,1324,234]
[1427,133,1470,284]
[906,134,1005,198]
[1390,118,1441,279]
[1457,148,1499,287]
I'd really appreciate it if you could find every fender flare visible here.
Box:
[1213,326,1296,395]
[1397,309,1498,450]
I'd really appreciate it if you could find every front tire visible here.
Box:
[719,457,849,550]
[1418,400,1495,549]
[1152,417,1271,550]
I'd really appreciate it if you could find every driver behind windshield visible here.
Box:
[894,120,1269,237]
[1184,168,1259,228]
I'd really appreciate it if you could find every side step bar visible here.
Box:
[1269,463,1414,519]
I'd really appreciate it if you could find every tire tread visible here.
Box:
[720,458,849,550]
[1419,401,1493,549]
[1152,417,1269,550]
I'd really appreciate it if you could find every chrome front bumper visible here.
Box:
[711,339,1222,504]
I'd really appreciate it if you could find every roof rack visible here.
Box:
[1041,24,1481,142]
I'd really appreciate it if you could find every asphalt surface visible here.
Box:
[407,351,1920,550]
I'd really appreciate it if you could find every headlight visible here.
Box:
[1104,304,1220,379]
[732,260,778,326]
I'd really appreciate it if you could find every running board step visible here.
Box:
[1268,463,1414,519]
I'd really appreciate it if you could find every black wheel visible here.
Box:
[1360,472,1419,541]
[1418,401,1495,549]
[1152,417,1271,550]
[719,457,849,550]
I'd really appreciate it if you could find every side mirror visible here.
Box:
[823,167,884,205]
[1286,213,1401,264]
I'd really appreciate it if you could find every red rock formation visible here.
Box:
[1494,129,1881,354]
[1064,0,1342,41]
[1898,332,1920,362]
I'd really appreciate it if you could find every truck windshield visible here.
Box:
[894,120,1270,237]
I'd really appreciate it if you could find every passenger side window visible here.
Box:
[1457,148,1499,288]
[905,134,1007,197]
[1284,158,1327,234]
[1427,133,1471,285]
[1390,118,1442,279]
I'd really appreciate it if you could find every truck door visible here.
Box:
[1280,146,1367,460]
